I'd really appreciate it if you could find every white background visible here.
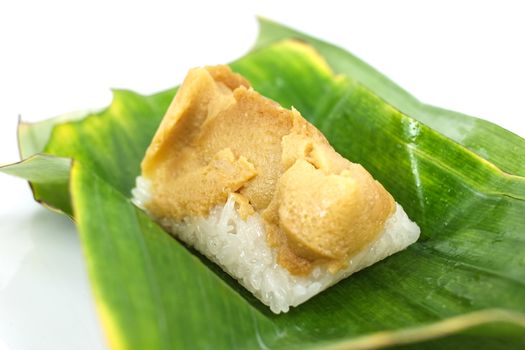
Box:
[1,1,524,349]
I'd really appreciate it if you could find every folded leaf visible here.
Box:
[0,154,72,213]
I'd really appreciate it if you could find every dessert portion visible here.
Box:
[132,65,420,313]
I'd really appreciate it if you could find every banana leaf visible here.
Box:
[254,18,525,177]
[2,19,525,350]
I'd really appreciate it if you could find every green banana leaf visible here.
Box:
[254,18,525,177]
[2,19,525,350]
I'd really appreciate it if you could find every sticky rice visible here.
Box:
[132,176,419,313]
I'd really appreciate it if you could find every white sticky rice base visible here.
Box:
[132,176,420,313]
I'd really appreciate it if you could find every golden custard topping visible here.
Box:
[141,65,395,275]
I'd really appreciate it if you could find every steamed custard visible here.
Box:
[141,65,395,275]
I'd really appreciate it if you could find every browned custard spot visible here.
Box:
[141,64,395,275]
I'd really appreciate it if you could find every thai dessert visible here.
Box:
[132,65,420,313]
